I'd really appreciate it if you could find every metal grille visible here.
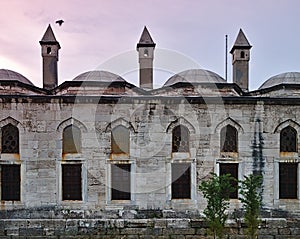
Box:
[111,164,131,200]
[63,125,81,154]
[171,163,191,199]
[111,126,129,154]
[172,125,189,153]
[62,164,82,200]
[279,163,297,199]
[2,124,19,153]
[1,165,20,201]
[219,163,238,199]
[280,126,297,152]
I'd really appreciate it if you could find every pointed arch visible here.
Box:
[215,117,244,134]
[280,126,297,152]
[111,125,130,154]
[274,119,300,133]
[220,125,238,153]
[172,125,190,153]
[105,118,136,133]
[166,117,196,134]
[63,125,82,153]
[0,117,24,133]
[57,117,87,133]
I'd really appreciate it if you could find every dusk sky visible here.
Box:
[0,0,299,90]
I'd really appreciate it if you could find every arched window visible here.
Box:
[1,124,19,153]
[220,125,238,152]
[240,51,245,58]
[63,125,81,154]
[172,125,189,153]
[280,126,297,152]
[111,125,129,154]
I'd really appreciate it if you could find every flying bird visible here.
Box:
[55,20,64,26]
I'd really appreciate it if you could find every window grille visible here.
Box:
[111,164,131,200]
[1,165,20,201]
[172,125,189,153]
[63,125,81,153]
[279,163,297,199]
[280,126,297,152]
[171,163,191,199]
[2,124,19,154]
[219,163,238,199]
[62,164,82,200]
[111,126,129,154]
[220,125,238,153]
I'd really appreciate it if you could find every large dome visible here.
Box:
[0,69,33,85]
[163,69,226,87]
[72,70,126,83]
[259,72,300,90]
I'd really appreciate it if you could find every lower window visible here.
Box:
[111,164,131,200]
[62,164,82,200]
[171,163,191,199]
[1,165,20,201]
[219,163,238,199]
[279,163,298,199]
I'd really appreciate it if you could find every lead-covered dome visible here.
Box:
[72,70,126,83]
[163,69,226,87]
[0,69,33,85]
[259,72,300,90]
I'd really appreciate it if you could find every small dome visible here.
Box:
[163,69,226,87]
[0,69,33,85]
[72,70,126,83]
[259,72,300,89]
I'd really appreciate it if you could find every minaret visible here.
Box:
[136,26,156,90]
[230,29,252,91]
[39,24,61,89]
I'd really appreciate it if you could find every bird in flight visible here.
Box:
[55,20,64,26]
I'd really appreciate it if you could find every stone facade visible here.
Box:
[0,25,300,236]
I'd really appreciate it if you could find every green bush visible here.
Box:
[199,173,236,239]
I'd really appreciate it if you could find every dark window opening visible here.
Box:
[172,163,191,199]
[62,164,82,200]
[47,47,52,54]
[280,126,297,152]
[63,125,81,154]
[219,163,238,199]
[241,51,245,58]
[111,126,129,154]
[1,165,20,201]
[220,125,238,153]
[144,49,148,57]
[172,125,189,153]
[279,163,297,199]
[2,124,19,154]
[111,164,131,200]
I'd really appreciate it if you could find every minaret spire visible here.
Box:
[136,26,156,90]
[230,29,252,91]
[40,24,61,89]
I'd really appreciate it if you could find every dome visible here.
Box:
[259,72,300,90]
[163,69,226,87]
[0,69,33,85]
[72,70,126,83]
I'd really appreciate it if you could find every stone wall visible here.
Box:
[0,217,300,238]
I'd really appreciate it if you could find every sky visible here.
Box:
[0,0,300,90]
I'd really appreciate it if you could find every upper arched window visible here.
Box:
[220,125,238,153]
[172,125,189,153]
[240,51,245,58]
[63,125,81,154]
[111,125,129,154]
[1,124,19,154]
[280,126,297,152]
